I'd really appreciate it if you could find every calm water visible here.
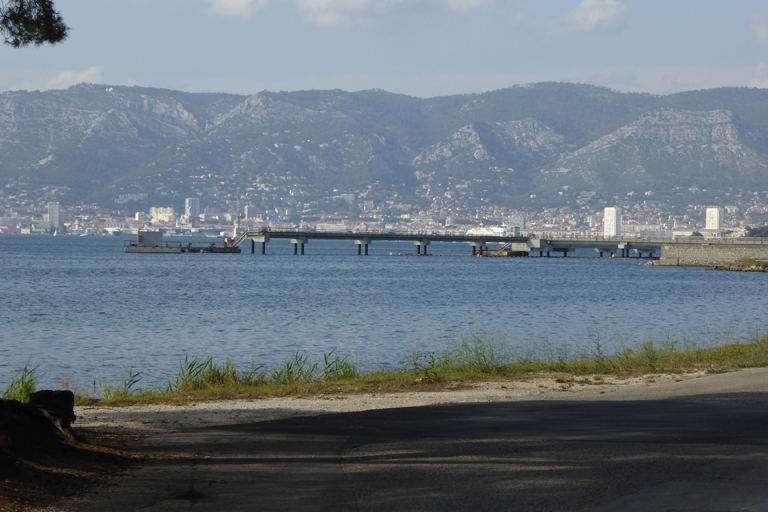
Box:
[1,234,766,389]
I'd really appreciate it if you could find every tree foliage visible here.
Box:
[745,225,768,237]
[0,0,67,47]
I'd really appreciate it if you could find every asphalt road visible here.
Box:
[65,369,768,512]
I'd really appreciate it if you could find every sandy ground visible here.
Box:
[74,371,706,437]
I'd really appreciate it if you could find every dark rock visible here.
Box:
[0,433,12,453]
[0,390,78,452]
[0,398,73,451]
[29,390,76,429]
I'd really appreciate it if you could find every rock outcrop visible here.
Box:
[0,390,77,455]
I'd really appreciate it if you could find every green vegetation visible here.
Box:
[3,327,768,406]
[2,362,38,402]
[745,225,768,238]
[737,258,768,268]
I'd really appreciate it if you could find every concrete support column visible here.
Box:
[354,239,371,256]
[291,238,307,256]
[414,240,430,256]
[469,241,484,256]
[253,234,270,255]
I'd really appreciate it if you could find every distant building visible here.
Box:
[47,202,60,228]
[149,207,175,222]
[115,193,148,204]
[507,215,526,230]
[185,198,200,219]
[244,205,260,219]
[135,212,148,222]
[603,207,622,237]
[706,207,724,230]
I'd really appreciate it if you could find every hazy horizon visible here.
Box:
[2,1,768,99]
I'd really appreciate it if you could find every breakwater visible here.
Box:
[659,244,768,267]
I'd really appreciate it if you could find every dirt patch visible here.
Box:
[0,430,143,511]
[0,394,147,512]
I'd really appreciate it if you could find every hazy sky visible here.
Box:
[2,0,768,97]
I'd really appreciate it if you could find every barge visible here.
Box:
[124,230,241,254]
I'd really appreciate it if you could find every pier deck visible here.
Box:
[232,229,768,264]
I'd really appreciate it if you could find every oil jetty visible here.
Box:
[124,230,240,254]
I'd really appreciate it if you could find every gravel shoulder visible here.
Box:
[74,371,710,437]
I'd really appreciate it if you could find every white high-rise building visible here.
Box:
[185,198,200,219]
[603,207,622,237]
[47,202,60,228]
[706,207,724,230]
[244,205,261,219]
[149,207,175,222]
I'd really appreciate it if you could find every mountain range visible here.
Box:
[2,82,768,210]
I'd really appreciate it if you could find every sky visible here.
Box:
[2,0,768,98]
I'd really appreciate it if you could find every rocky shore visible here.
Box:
[644,259,768,271]
[713,261,768,272]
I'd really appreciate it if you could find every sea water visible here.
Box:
[1,234,766,389]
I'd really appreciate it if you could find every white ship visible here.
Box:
[466,224,515,237]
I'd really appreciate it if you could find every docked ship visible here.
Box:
[466,224,518,237]
[124,230,240,253]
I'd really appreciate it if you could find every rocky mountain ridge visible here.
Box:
[1,82,767,210]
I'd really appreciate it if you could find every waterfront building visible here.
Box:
[706,207,724,230]
[603,207,622,237]
[47,202,60,228]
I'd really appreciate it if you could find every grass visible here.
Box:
[4,327,768,406]
[1,361,38,402]
[737,258,768,268]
